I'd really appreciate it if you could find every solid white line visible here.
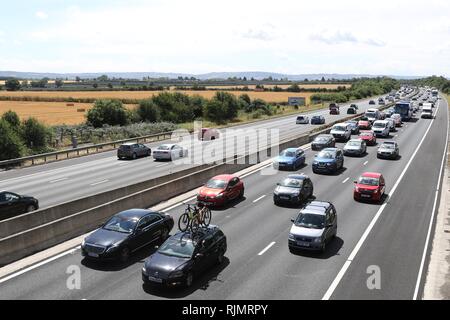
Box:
[253,195,266,203]
[156,163,170,168]
[322,103,440,300]
[258,242,276,256]
[413,98,448,300]
[0,246,80,284]
[342,178,349,184]
[161,196,198,213]
[363,161,368,166]
[90,179,109,186]
[49,177,68,184]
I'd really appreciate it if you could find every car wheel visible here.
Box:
[26,205,36,213]
[132,153,137,160]
[160,227,169,241]
[185,272,194,287]
[217,249,225,265]
[309,188,314,198]
[120,247,130,263]
[321,242,326,253]
[147,150,152,157]
[239,188,244,199]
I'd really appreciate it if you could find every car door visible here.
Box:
[225,178,238,200]
[131,215,155,251]
[302,179,312,199]
[1,192,24,218]
[379,176,386,194]
[295,149,304,166]
[139,144,147,156]
[0,192,13,218]
[336,150,343,168]
[172,145,183,159]
[192,238,214,274]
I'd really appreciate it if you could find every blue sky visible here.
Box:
[0,0,449,76]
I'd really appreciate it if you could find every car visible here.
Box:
[347,106,357,114]
[358,130,377,146]
[312,148,344,174]
[273,148,306,170]
[311,134,335,151]
[142,225,227,287]
[310,115,326,125]
[371,120,390,137]
[343,139,367,157]
[330,123,352,141]
[378,98,385,105]
[273,174,314,206]
[350,104,359,110]
[369,100,376,105]
[0,191,39,221]
[365,109,380,123]
[296,115,309,124]
[379,111,386,120]
[330,107,340,115]
[153,144,188,161]
[353,172,386,203]
[386,107,395,117]
[118,143,152,160]
[390,113,402,127]
[377,141,399,159]
[81,209,174,262]
[358,118,371,130]
[197,175,244,207]
[345,120,360,134]
[385,117,396,132]
[421,105,433,119]
[198,128,220,141]
[288,201,337,252]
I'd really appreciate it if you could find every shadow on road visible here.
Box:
[290,237,344,260]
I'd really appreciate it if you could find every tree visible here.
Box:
[97,75,109,82]
[86,99,130,128]
[203,100,228,123]
[0,120,24,160]
[93,83,99,89]
[75,76,81,82]
[287,84,301,92]
[21,118,49,149]
[137,100,161,122]
[5,79,21,91]
[2,110,21,130]
[55,79,64,88]
[213,91,239,120]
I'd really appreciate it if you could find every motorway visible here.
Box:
[0,96,383,209]
[0,93,446,300]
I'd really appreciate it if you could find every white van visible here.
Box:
[421,105,433,119]
[365,109,380,123]
[372,120,390,137]
[330,123,352,141]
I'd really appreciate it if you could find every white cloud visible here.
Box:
[35,11,48,20]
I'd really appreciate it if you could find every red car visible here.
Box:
[358,130,377,146]
[358,119,371,130]
[354,172,386,202]
[197,174,244,206]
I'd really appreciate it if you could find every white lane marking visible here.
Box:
[161,196,198,213]
[253,195,266,203]
[363,161,368,166]
[413,99,448,300]
[322,103,440,300]
[49,177,68,184]
[342,178,349,184]
[156,163,170,168]
[0,246,80,284]
[258,242,276,256]
[90,180,109,186]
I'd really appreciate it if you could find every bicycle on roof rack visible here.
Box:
[178,202,212,233]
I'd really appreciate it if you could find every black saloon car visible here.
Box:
[310,115,325,125]
[347,106,357,114]
[142,225,227,287]
[117,143,152,160]
[0,191,39,221]
[273,174,314,206]
[81,209,174,262]
[311,134,335,151]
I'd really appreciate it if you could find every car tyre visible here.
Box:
[321,242,326,253]
[239,188,245,199]
[26,205,36,213]
[132,153,137,160]
[160,227,169,241]
[185,272,194,288]
[217,249,225,265]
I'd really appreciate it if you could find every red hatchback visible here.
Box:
[358,130,377,146]
[354,172,386,202]
[197,174,244,206]
[358,119,371,130]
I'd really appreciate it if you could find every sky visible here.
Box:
[0,0,449,76]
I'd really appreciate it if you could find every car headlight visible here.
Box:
[106,243,121,252]
[326,162,333,166]
[313,161,318,165]
[274,190,279,195]
[169,270,184,278]
[142,267,148,275]
[288,233,295,240]
[81,239,86,247]
[313,237,322,243]
[216,193,224,199]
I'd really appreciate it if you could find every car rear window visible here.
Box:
[119,145,132,150]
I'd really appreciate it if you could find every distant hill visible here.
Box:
[0,70,424,81]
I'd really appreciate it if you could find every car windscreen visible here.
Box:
[103,216,138,234]
[206,179,227,189]
[297,117,304,120]
[381,143,395,149]
[157,145,171,150]
[366,112,377,117]
[280,150,296,157]
[358,177,379,186]
[347,141,361,147]
[332,126,346,131]
[295,213,325,229]
[280,178,303,188]
[314,137,329,143]
[373,123,386,128]
[317,151,335,159]
[158,237,195,258]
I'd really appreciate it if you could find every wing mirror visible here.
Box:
[290,218,295,223]
[195,253,204,259]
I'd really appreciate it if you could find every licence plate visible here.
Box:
[296,241,310,247]
[148,276,163,283]
[280,196,289,200]
[88,252,99,258]
[361,194,371,198]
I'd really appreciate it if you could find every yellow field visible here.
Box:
[204,84,350,90]
[0,90,313,104]
[0,101,137,125]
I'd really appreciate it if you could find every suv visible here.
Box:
[330,123,352,141]
[312,148,344,174]
[142,225,227,287]
[118,143,151,160]
[296,115,309,124]
[288,201,337,252]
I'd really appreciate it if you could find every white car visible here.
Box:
[296,115,310,124]
[371,120,390,137]
[390,114,402,127]
[153,144,188,161]
[330,123,352,141]
[421,106,433,119]
[385,118,396,132]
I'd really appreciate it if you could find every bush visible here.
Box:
[136,99,161,122]
[5,79,21,91]
[0,119,24,160]
[86,99,130,128]
[2,110,21,130]
[21,117,50,149]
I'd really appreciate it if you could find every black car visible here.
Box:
[369,100,376,105]
[0,191,39,221]
[345,120,360,134]
[273,174,314,206]
[142,225,227,287]
[81,209,174,262]
[350,104,358,110]
[311,134,335,151]
[117,143,152,160]
[347,106,357,114]
[310,115,325,125]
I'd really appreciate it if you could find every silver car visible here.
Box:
[153,144,188,161]
[377,141,399,159]
[296,115,309,124]
[343,139,367,157]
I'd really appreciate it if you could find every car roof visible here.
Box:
[374,120,388,124]
[333,122,348,126]
[286,174,309,180]
[300,205,327,216]
[210,174,236,181]
[321,147,338,152]
[361,172,382,178]
[306,200,332,211]
[283,148,300,152]
[173,225,220,242]
[158,143,175,148]
[348,139,363,143]
[117,209,156,219]
[316,134,332,138]
[121,142,136,146]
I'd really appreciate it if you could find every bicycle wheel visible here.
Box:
[190,217,200,233]
[201,207,212,227]
[178,213,190,232]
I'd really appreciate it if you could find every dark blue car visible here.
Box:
[311,115,325,125]
[273,148,306,170]
[312,148,344,174]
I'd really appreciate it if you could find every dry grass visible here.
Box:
[0,90,313,104]
[203,84,350,90]
[0,101,137,125]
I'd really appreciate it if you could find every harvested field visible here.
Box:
[203,84,350,90]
